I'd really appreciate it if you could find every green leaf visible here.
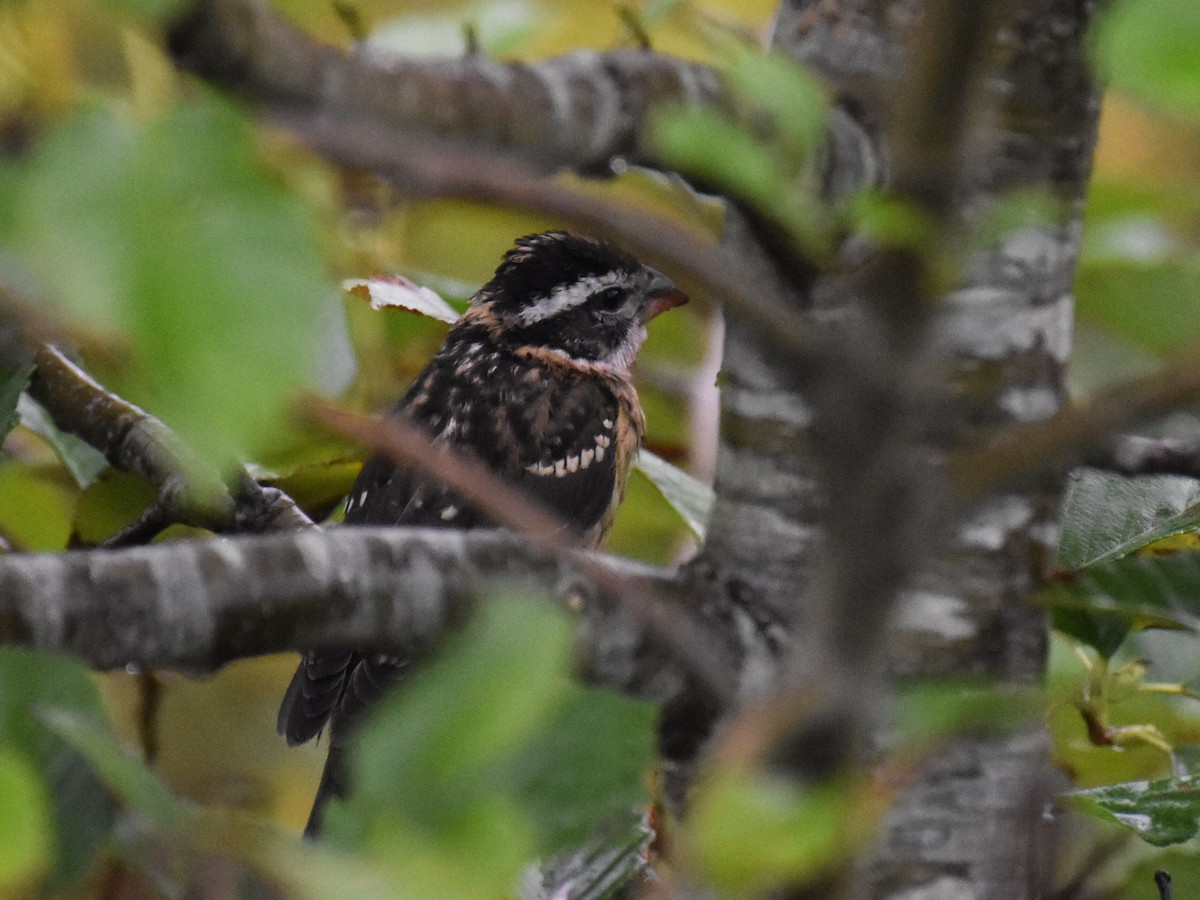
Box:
[39,708,192,830]
[1068,775,1200,846]
[0,750,51,893]
[0,650,116,888]
[8,101,333,474]
[324,594,571,899]
[338,595,572,837]
[689,770,850,895]
[326,602,554,897]
[71,469,157,546]
[723,49,828,154]
[651,107,791,222]
[1045,552,1200,656]
[18,395,109,489]
[849,190,938,254]
[504,686,656,853]
[1093,0,1200,118]
[635,449,712,541]
[536,821,654,900]
[258,458,360,524]
[326,596,656,898]
[1057,469,1200,569]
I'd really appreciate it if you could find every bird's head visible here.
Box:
[474,232,688,370]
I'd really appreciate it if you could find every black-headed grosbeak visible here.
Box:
[279,231,687,835]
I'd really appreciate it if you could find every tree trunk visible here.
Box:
[699,1,1100,896]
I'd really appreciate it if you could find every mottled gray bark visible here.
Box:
[0,526,767,707]
[168,0,726,173]
[698,1,1099,897]
[26,343,312,535]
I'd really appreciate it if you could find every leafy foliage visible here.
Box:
[325,596,657,898]
[1069,774,1200,846]
[41,708,192,832]
[635,448,713,540]
[17,395,108,489]
[2,0,1200,894]
[1057,469,1200,569]
[1047,551,1200,657]
[0,350,32,444]
[0,750,51,893]
[0,650,115,889]
[651,48,831,252]
[686,770,852,895]
[2,101,333,473]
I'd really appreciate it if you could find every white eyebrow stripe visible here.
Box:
[514,271,629,324]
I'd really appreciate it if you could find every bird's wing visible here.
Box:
[506,373,620,539]
[277,360,620,749]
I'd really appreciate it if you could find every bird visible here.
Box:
[277,231,688,836]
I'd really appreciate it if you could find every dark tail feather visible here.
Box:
[303,745,345,839]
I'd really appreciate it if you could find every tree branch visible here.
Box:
[164,0,887,367]
[166,0,727,174]
[281,111,821,369]
[307,401,742,701]
[950,341,1200,509]
[26,344,312,534]
[0,526,768,708]
[1091,434,1200,481]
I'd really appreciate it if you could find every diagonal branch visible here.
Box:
[27,344,312,534]
[308,401,741,701]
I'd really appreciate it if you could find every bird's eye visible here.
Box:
[593,286,626,311]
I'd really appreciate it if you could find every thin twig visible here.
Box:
[101,503,173,549]
[137,669,163,765]
[1155,870,1172,900]
[305,402,572,551]
[617,5,654,51]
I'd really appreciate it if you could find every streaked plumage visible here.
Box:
[278,231,686,835]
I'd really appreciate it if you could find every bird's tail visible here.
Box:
[303,744,345,839]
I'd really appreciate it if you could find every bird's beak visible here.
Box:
[640,268,689,323]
